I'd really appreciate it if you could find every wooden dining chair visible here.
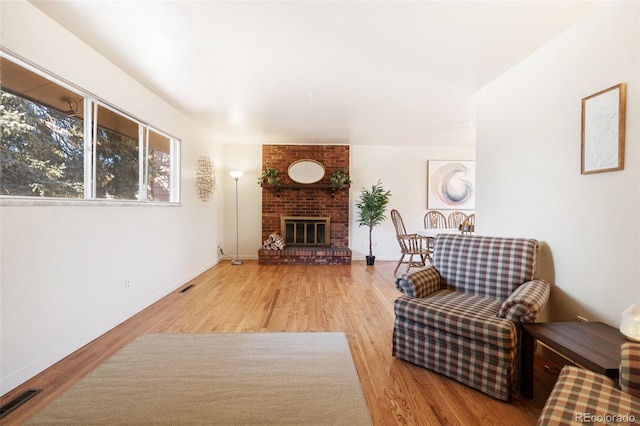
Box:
[447,211,468,229]
[423,211,447,229]
[461,213,475,234]
[423,210,447,253]
[391,209,431,275]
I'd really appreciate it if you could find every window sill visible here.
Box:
[0,197,182,207]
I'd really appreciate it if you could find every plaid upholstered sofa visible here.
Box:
[538,342,640,425]
[393,234,550,401]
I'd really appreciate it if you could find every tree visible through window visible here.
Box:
[95,104,140,200]
[147,130,172,202]
[1,91,85,197]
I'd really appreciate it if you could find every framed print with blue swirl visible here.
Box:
[427,160,475,209]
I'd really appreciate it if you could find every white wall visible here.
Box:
[0,1,223,394]
[221,144,263,260]
[349,145,475,260]
[220,143,475,262]
[476,1,639,325]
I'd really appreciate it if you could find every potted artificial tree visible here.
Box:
[356,180,392,265]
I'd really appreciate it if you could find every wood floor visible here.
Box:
[1,260,560,425]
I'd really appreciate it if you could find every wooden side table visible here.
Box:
[521,321,628,398]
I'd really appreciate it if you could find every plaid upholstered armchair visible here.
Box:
[538,342,640,425]
[393,234,551,401]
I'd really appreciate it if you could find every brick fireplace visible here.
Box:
[258,145,352,265]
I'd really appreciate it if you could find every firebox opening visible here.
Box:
[281,216,331,246]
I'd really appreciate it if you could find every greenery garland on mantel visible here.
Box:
[258,167,352,198]
[257,168,281,186]
[329,168,352,190]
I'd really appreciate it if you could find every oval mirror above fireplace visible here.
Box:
[287,159,325,184]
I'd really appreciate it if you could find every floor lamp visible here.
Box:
[229,171,244,265]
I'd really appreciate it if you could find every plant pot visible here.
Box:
[366,255,375,266]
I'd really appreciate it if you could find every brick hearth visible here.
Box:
[258,247,352,265]
[259,145,351,265]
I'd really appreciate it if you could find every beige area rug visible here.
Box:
[26,333,372,425]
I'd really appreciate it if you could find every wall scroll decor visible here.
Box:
[195,156,216,201]
[581,83,626,174]
[427,160,475,210]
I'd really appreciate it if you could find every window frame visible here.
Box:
[0,50,181,206]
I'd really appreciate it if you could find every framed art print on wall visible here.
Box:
[427,160,475,210]
[581,83,626,174]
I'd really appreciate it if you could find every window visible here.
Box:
[1,58,85,198]
[94,103,140,200]
[147,129,174,202]
[0,52,180,203]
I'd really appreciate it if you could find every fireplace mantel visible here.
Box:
[261,183,349,198]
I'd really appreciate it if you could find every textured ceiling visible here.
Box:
[30,1,602,146]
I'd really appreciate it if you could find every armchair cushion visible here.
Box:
[395,291,516,349]
[498,279,551,323]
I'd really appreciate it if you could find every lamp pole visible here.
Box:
[229,171,244,265]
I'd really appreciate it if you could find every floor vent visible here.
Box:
[179,284,195,293]
[0,389,42,419]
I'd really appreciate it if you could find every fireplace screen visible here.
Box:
[281,216,330,246]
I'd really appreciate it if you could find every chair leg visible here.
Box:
[394,254,405,275]
[405,254,414,273]
[427,246,434,263]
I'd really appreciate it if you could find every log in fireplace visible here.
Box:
[281,216,330,246]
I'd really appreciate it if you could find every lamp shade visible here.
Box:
[620,304,640,342]
[229,170,244,179]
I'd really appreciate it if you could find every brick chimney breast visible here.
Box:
[259,145,351,265]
